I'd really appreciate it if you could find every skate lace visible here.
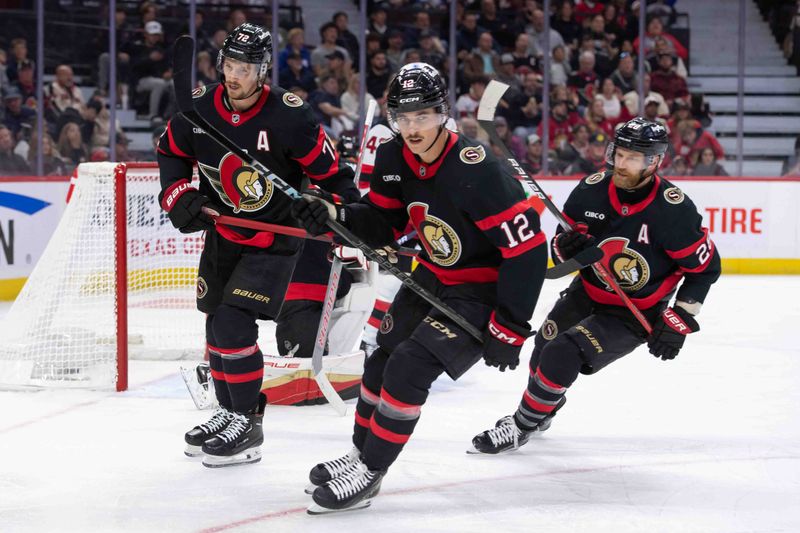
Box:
[322,447,360,478]
[486,422,520,448]
[327,460,375,500]
[215,414,249,444]
[198,409,232,434]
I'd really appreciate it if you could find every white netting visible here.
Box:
[0,162,205,390]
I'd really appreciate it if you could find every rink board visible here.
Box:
[1,175,799,301]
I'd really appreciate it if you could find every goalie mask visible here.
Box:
[217,22,273,89]
[606,117,669,183]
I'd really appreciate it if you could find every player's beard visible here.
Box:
[226,79,259,102]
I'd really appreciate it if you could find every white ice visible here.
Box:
[1,275,798,533]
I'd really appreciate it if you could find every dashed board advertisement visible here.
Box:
[0,177,70,299]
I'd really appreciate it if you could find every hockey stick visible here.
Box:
[477,80,652,334]
[172,36,482,342]
[353,99,377,184]
[209,213,419,257]
[311,255,348,415]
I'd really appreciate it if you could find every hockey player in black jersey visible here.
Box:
[158,23,359,467]
[469,117,721,455]
[292,63,549,513]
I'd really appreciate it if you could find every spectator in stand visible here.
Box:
[478,0,517,50]
[662,155,690,176]
[574,0,604,25]
[385,30,406,73]
[369,4,389,40]
[494,116,526,161]
[81,99,101,145]
[56,121,89,171]
[511,34,538,72]
[458,116,490,147]
[0,124,30,175]
[650,53,689,106]
[584,97,615,137]
[603,2,625,48]
[567,50,599,106]
[524,133,549,174]
[552,82,581,116]
[280,51,316,93]
[311,22,351,77]
[2,87,35,138]
[561,130,608,175]
[537,98,583,150]
[27,130,67,176]
[196,51,219,87]
[341,76,375,130]
[550,44,572,86]
[333,12,360,64]
[0,50,10,99]
[278,28,312,72]
[225,9,247,33]
[14,60,35,107]
[366,51,391,100]
[366,33,382,57]
[555,122,590,172]
[643,96,669,128]
[405,10,437,50]
[6,38,33,84]
[45,65,86,118]
[692,147,728,176]
[496,54,523,93]
[309,74,350,138]
[131,21,170,120]
[691,92,714,129]
[550,0,581,51]
[457,11,486,60]
[321,51,351,95]
[609,51,637,95]
[667,99,692,140]
[623,72,669,117]
[89,100,124,152]
[419,31,446,71]
[674,119,725,167]
[596,77,628,122]
[583,13,617,78]
[649,36,687,78]
[455,75,487,118]
[634,16,688,62]
[473,31,499,76]
[206,29,228,66]
[781,136,800,176]
[403,49,422,65]
[527,8,565,60]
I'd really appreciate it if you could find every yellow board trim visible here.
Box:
[720,258,800,274]
[0,278,27,300]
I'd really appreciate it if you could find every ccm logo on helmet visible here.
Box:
[399,96,421,103]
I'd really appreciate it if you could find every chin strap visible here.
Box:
[420,124,446,155]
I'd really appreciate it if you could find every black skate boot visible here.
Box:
[467,397,567,455]
[307,458,385,515]
[184,407,234,457]
[305,446,361,494]
[201,397,266,468]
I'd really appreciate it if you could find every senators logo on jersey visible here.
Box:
[408,202,462,267]
[593,237,651,292]
[199,153,274,213]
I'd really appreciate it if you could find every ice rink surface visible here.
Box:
[1,275,798,533]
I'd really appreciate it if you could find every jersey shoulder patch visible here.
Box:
[282,92,304,108]
[584,171,606,185]
[191,85,208,99]
[663,186,685,205]
[459,145,486,164]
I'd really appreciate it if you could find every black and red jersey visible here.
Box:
[157,83,358,247]
[345,131,547,330]
[560,170,721,310]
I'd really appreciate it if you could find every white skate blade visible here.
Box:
[180,366,216,410]
[202,447,262,468]
[306,499,373,515]
[184,444,204,457]
[304,483,318,495]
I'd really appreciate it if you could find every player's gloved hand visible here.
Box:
[646,306,699,360]
[160,179,219,234]
[291,187,346,236]
[552,223,596,263]
[483,312,529,372]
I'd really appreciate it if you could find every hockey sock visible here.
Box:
[353,347,389,449]
[212,305,263,413]
[514,366,568,431]
[205,315,232,409]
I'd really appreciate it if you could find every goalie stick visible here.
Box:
[477,80,652,334]
[171,36,483,342]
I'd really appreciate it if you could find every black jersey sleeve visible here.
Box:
[288,104,359,202]
[157,115,196,198]
[341,142,409,248]
[460,159,548,332]
[660,196,721,305]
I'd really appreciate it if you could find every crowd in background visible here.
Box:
[0,0,797,177]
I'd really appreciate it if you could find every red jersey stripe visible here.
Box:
[368,190,404,209]
[293,125,327,167]
[665,228,711,259]
[416,257,499,285]
[474,199,533,230]
[284,282,327,302]
[499,231,546,258]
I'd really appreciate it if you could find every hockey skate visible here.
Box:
[201,398,265,468]
[305,446,361,494]
[180,363,217,410]
[467,397,567,455]
[184,407,234,457]
[307,458,385,515]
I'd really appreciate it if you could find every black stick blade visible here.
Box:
[172,35,196,114]
[545,246,605,279]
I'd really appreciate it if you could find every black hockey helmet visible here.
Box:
[336,135,358,160]
[386,62,449,130]
[216,22,273,86]
[608,117,669,159]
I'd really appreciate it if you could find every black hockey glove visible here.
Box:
[552,224,597,264]
[160,179,219,234]
[646,306,699,360]
[483,312,529,372]
[291,187,346,236]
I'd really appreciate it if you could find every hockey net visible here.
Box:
[0,162,205,391]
